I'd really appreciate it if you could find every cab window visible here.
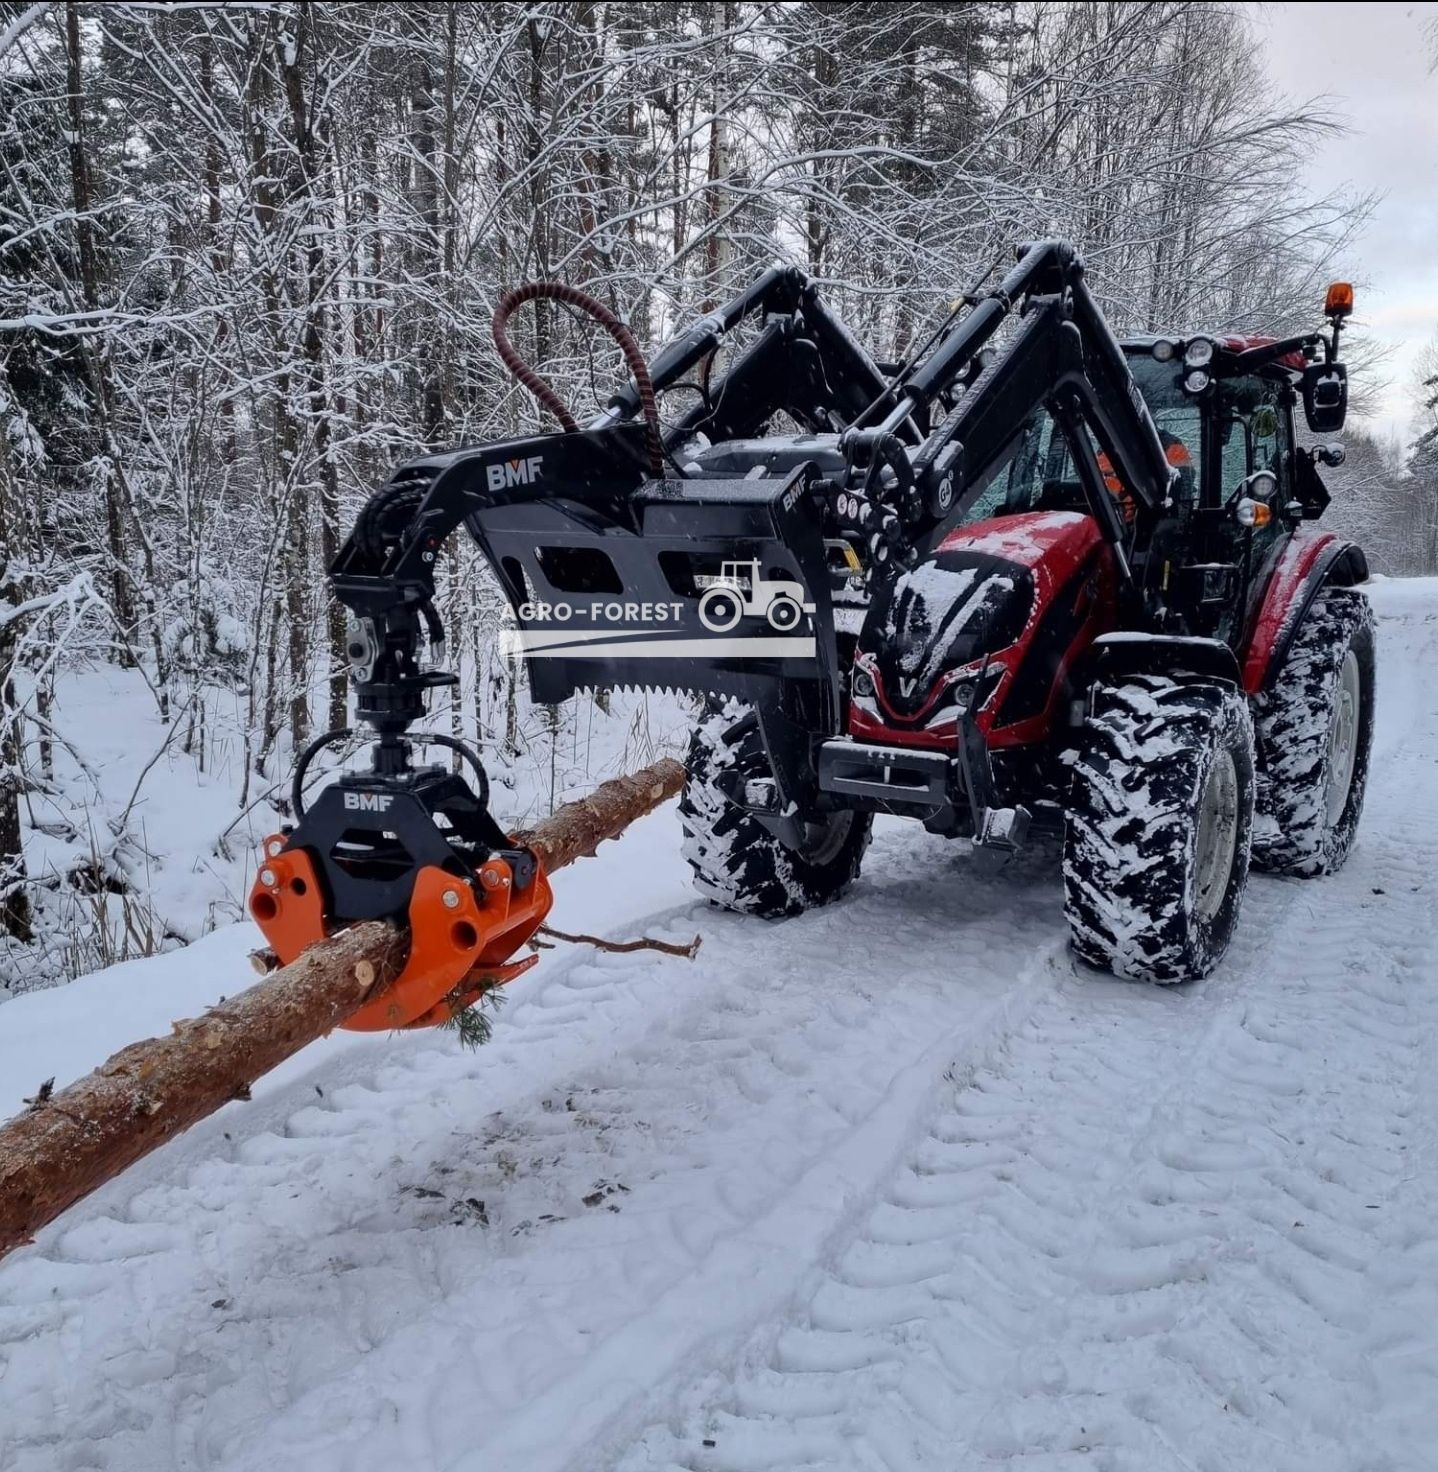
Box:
[961,409,1083,522]
[1126,354,1203,501]
[1219,375,1287,492]
[1217,375,1288,567]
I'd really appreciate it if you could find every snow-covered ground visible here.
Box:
[4,578,1438,1471]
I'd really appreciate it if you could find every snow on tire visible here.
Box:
[1252,587,1376,877]
[1063,676,1255,982]
[679,702,871,919]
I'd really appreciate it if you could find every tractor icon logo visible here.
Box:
[697,560,814,635]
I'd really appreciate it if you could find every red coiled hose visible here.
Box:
[491,282,665,479]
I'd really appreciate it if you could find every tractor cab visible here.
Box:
[1113,285,1353,642]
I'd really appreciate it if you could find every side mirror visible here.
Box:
[1316,443,1345,468]
[1292,446,1333,520]
[1303,361,1347,434]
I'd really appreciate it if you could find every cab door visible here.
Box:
[1215,375,1291,644]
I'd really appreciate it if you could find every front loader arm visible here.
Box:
[839,244,1175,573]
[599,266,900,446]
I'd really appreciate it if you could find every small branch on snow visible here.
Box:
[534,924,701,960]
[22,1078,53,1110]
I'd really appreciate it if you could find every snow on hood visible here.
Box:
[940,510,1093,567]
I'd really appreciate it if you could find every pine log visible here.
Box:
[0,757,685,1263]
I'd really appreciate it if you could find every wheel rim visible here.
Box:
[798,811,854,865]
[1193,749,1239,922]
[1325,648,1361,826]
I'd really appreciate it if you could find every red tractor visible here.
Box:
[256,243,1373,1017]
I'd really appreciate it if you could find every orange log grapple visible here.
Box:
[249,728,551,1031]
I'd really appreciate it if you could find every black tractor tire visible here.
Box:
[1252,587,1376,877]
[1063,677,1256,982]
[679,703,871,919]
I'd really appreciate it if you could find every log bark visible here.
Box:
[0,758,685,1262]
[515,758,685,872]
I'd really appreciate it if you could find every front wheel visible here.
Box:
[679,704,870,919]
[698,586,743,633]
[766,594,803,632]
[1063,677,1256,982]
[1252,587,1376,876]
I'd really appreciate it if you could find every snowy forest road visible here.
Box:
[4,580,1438,1472]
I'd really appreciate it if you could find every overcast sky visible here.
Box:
[1252,2,1438,445]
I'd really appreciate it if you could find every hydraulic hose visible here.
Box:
[492,282,665,478]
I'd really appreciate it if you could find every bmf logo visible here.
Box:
[486,455,544,493]
[344,791,394,813]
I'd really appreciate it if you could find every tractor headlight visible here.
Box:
[1184,337,1214,368]
[852,666,875,699]
[1183,368,1211,395]
[1151,339,1177,362]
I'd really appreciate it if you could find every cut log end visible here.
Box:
[249,948,279,976]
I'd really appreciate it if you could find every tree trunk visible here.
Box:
[0,617,29,944]
[0,759,684,1262]
[409,33,444,443]
[701,1,735,310]
[64,0,138,658]
[280,3,348,733]
[0,373,31,943]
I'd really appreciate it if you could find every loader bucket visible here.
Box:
[466,463,842,727]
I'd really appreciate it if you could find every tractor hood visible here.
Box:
[854,511,1103,727]
[856,549,1033,722]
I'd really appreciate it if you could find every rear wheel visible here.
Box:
[679,703,870,918]
[1063,677,1255,982]
[1252,587,1376,876]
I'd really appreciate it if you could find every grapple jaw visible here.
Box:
[249,755,552,1031]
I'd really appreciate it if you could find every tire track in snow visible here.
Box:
[0,816,1071,1472]
[607,588,1438,1472]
